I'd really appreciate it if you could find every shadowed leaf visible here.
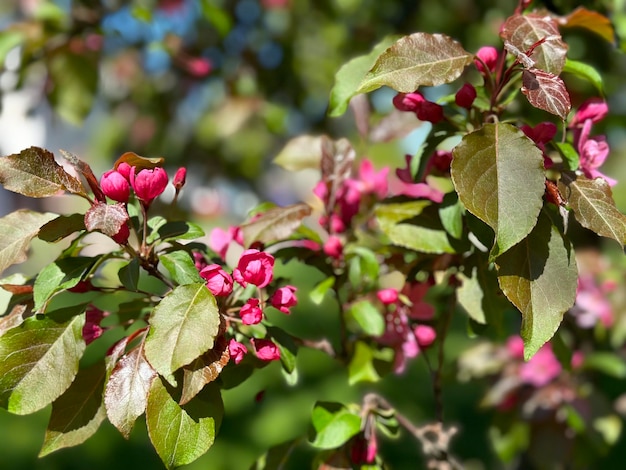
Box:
[114,152,164,172]
[240,203,312,248]
[521,69,571,120]
[180,335,229,405]
[38,214,86,242]
[357,33,473,94]
[273,135,324,171]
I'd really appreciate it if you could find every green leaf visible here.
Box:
[347,300,385,336]
[356,33,473,94]
[348,341,380,385]
[309,277,335,305]
[0,147,86,198]
[144,284,220,385]
[33,257,96,312]
[146,378,223,469]
[310,402,361,449]
[328,35,399,117]
[39,361,107,456]
[118,258,140,291]
[553,142,579,171]
[496,211,577,359]
[563,59,604,95]
[159,251,204,286]
[273,135,324,171]
[240,203,312,247]
[375,201,432,231]
[180,336,229,406]
[558,172,626,246]
[38,213,86,242]
[346,246,380,290]
[0,315,85,414]
[105,343,157,438]
[451,123,545,259]
[457,261,509,326]
[0,210,57,274]
[159,221,205,241]
[0,30,24,66]
[385,223,456,254]
[583,352,626,378]
[439,193,464,239]
[47,49,98,124]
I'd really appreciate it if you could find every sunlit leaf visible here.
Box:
[451,123,545,258]
[310,402,361,449]
[500,13,568,74]
[328,35,399,116]
[84,202,129,237]
[561,7,615,44]
[558,172,626,246]
[496,211,577,359]
[357,33,473,94]
[240,203,312,247]
[114,151,164,172]
[0,210,57,274]
[0,305,27,336]
[33,257,95,312]
[563,59,604,95]
[40,361,107,456]
[59,149,106,202]
[159,251,204,286]
[0,315,85,414]
[146,378,222,469]
[180,336,229,406]
[521,69,571,120]
[347,300,385,336]
[144,284,220,385]
[105,343,157,438]
[0,147,85,198]
[348,341,380,385]
[273,135,323,171]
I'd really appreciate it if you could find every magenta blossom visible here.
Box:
[270,285,298,314]
[251,338,280,361]
[209,226,243,259]
[173,167,187,191]
[240,298,263,325]
[455,83,477,109]
[571,274,614,328]
[392,92,425,112]
[83,306,108,345]
[357,159,389,199]
[130,167,169,204]
[101,170,130,203]
[521,122,558,168]
[116,162,133,180]
[233,249,275,288]
[414,324,436,348]
[199,264,233,296]
[323,235,343,259]
[351,432,378,465]
[474,46,499,74]
[518,342,562,387]
[576,119,616,186]
[377,288,399,305]
[569,97,608,128]
[228,339,247,364]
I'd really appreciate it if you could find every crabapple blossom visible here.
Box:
[269,285,298,314]
[83,306,108,345]
[323,235,343,259]
[199,264,233,296]
[209,226,243,259]
[233,249,275,288]
[251,338,280,361]
[576,119,616,186]
[569,97,608,128]
[240,298,263,325]
[518,343,562,387]
[100,170,130,203]
[474,46,498,73]
[228,339,247,364]
[130,167,169,204]
[455,83,477,109]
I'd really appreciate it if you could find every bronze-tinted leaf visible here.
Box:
[558,172,626,246]
[0,147,86,198]
[273,135,324,172]
[180,336,229,406]
[240,203,312,247]
[521,69,571,120]
[500,13,568,74]
[357,33,473,94]
[84,202,129,237]
[560,7,615,44]
[59,149,105,202]
[114,152,164,172]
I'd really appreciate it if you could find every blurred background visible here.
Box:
[2,0,626,468]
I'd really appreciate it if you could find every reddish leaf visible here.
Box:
[0,147,86,198]
[560,7,615,44]
[180,336,229,406]
[114,152,164,172]
[521,69,571,120]
[240,203,312,248]
[500,13,568,74]
[105,343,157,439]
[0,305,27,336]
[84,202,129,237]
[60,150,105,202]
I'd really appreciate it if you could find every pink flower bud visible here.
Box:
[116,162,133,181]
[233,249,275,288]
[569,97,608,128]
[506,335,525,359]
[228,339,247,364]
[377,288,399,305]
[130,167,169,205]
[100,170,130,203]
[200,264,233,296]
[183,57,212,77]
[240,298,263,325]
[173,167,187,191]
[251,338,280,361]
[111,222,130,245]
[416,100,444,124]
[351,433,377,464]
[270,285,298,314]
[323,235,343,259]
[455,83,477,109]
[474,46,498,73]
[414,325,436,348]
[83,306,108,345]
[392,92,425,112]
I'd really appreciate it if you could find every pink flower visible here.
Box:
[576,119,616,186]
[393,92,425,112]
[199,264,233,296]
[270,285,298,314]
[403,281,435,321]
[233,249,275,288]
[571,275,614,328]
[506,335,525,359]
[251,338,280,361]
[414,325,436,348]
[323,235,343,259]
[377,288,399,305]
[391,181,444,203]
[240,298,263,325]
[455,83,477,109]
[173,167,187,191]
[474,46,499,74]
[100,170,130,203]
[130,167,169,204]
[417,100,444,124]
[209,226,243,259]
[521,122,557,168]
[569,98,608,128]
[83,306,108,345]
[357,159,388,199]
[228,339,247,364]
[518,343,562,387]
[116,162,133,180]
[183,56,212,77]
[396,155,414,183]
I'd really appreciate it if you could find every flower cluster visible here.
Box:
[198,247,298,364]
